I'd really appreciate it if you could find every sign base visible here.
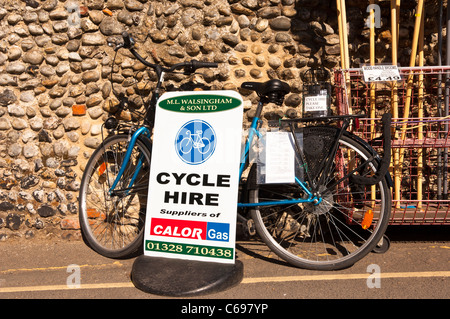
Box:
[131,255,243,297]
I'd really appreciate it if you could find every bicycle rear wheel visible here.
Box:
[79,134,151,258]
[249,127,391,270]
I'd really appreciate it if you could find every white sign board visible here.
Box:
[144,91,243,264]
[362,65,401,82]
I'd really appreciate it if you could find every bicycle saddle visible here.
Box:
[241,79,290,105]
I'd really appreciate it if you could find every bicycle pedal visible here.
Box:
[247,219,256,236]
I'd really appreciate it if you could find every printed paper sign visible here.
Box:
[265,132,295,183]
[304,95,328,112]
[144,91,243,264]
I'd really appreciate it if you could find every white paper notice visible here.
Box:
[265,132,295,183]
[304,95,328,112]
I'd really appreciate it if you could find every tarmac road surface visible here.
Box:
[0,226,448,313]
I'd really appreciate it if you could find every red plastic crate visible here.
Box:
[334,66,450,224]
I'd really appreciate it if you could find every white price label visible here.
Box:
[362,65,401,82]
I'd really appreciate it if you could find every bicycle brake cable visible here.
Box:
[110,49,119,99]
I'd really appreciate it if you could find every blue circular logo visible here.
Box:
[175,120,216,165]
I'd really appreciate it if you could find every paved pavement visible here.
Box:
[0,226,448,312]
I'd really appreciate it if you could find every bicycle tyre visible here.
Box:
[180,137,192,154]
[78,134,151,258]
[198,137,211,154]
[249,127,391,270]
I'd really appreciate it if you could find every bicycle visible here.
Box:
[78,32,218,258]
[79,33,392,270]
[179,130,212,155]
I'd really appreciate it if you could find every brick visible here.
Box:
[79,6,89,16]
[102,8,113,16]
[61,218,80,230]
[87,208,100,218]
[72,104,86,116]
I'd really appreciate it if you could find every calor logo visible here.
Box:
[150,218,229,242]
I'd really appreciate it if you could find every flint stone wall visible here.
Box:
[0,0,443,241]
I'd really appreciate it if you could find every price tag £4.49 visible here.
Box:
[362,65,401,82]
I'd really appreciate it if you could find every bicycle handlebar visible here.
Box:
[122,31,135,49]
[116,32,218,74]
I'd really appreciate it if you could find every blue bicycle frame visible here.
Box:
[237,101,320,208]
[108,126,151,196]
[108,101,321,207]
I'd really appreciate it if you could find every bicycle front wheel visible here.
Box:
[180,137,192,154]
[249,127,391,270]
[79,134,151,258]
